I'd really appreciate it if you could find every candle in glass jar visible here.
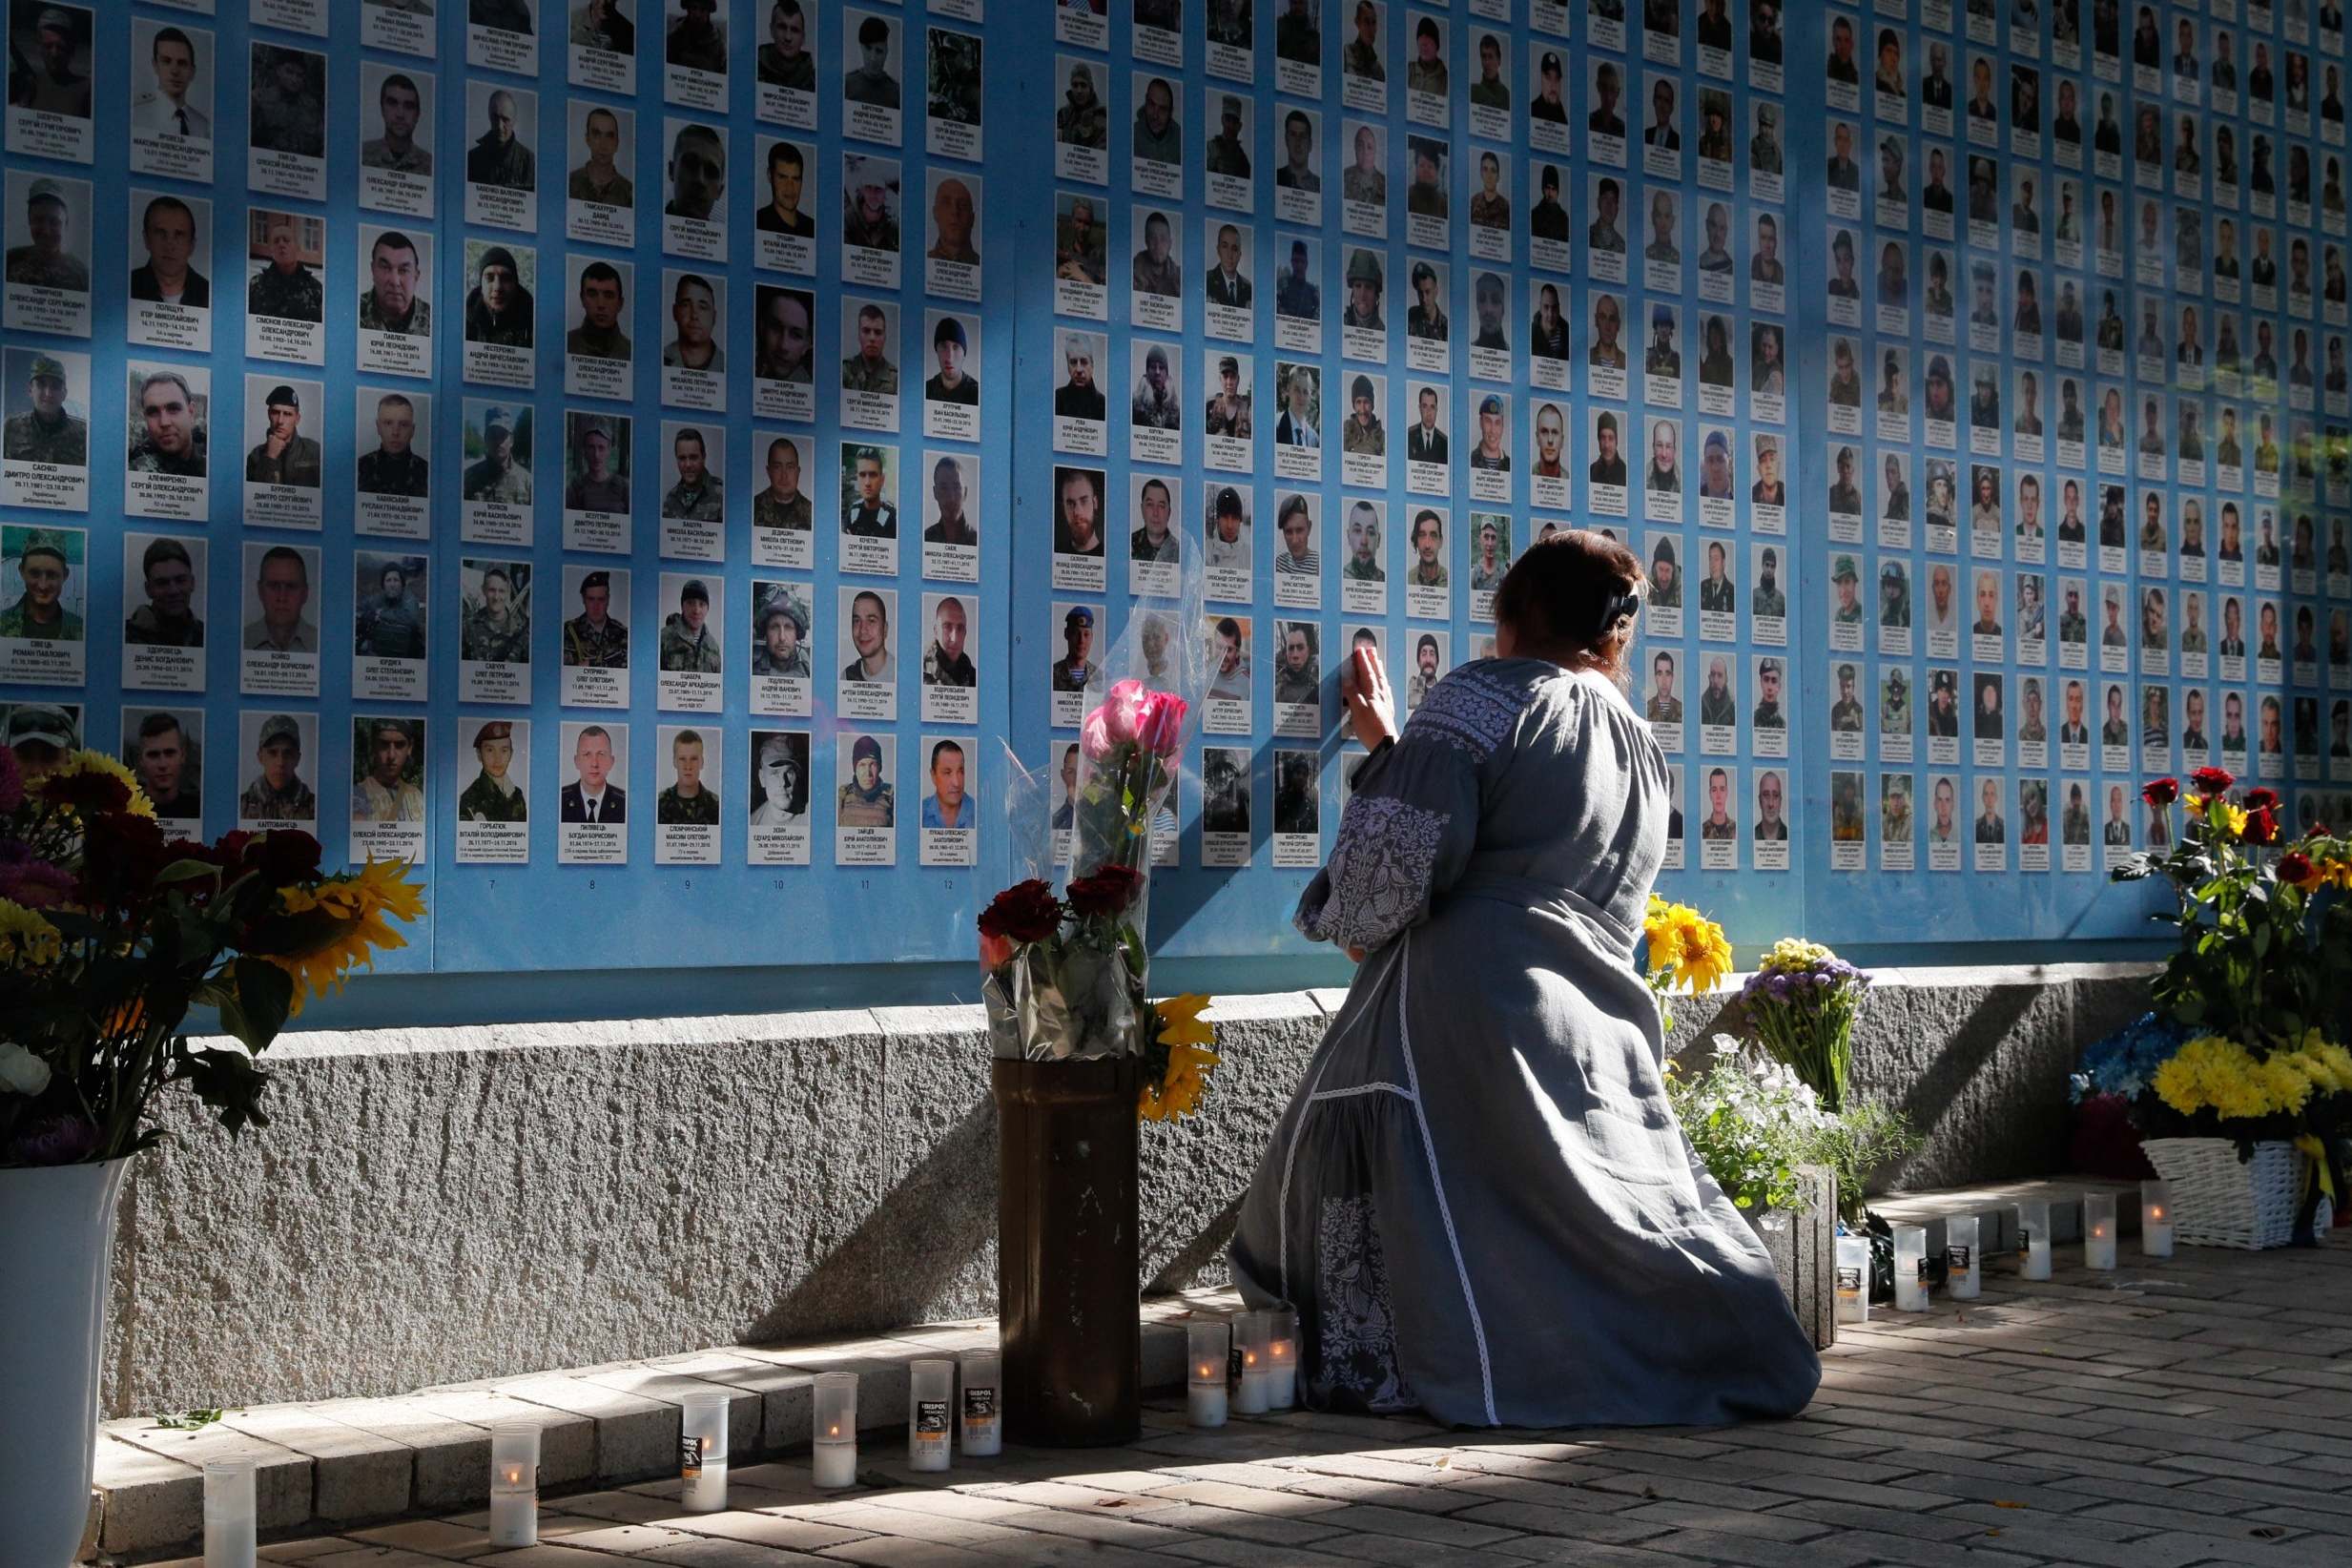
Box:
[488,1422,540,1547]
[1946,1213,1982,1299]
[2015,1199,2053,1280]
[1265,1308,1298,1410]
[679,1391,730,1513]
[959,1351,1002,1457]
[1187,1319,1229,1427]
[203,1456,256,1568]
[1231,1310,1272,1414]
[2141,1180,2175,1258]
[909,1358,954,1473]
[2084,1190,2118,1269]
[814,1371,859,1489]
[1834,1233,1870,1324]
[1893,1224,1930,1311]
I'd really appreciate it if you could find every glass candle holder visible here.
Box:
[2142,1180,2175,1258]
[2084,1190,2118,1269]
[909,1358,954,1473]
[959,1351,1002,1457]
[1231,1310,1272,1414]
[488,1422,540,1548]
[679,1391,730,1513]
[1834,1233,1870,1324]
[814,1372,859,1489]
[2016,1198,2053,1280]
[1946,1213,1982,1299]
[202,1456,256,1568]
[1893,1224,1930,1311]
[1187,1319,1229,1428]
[1266,1308,1299,1410]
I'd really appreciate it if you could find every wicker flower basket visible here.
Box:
[2139,1137,2308,1249]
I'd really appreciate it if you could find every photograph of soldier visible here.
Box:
[756,138,810,235]
[658,728,718,824]
[923,453,976,547]
[563,567,628,670]
[461,560,530,663]
[249,44,324,160]
[4,350,82,467]
[749,730,808,825]
[353,555,427,659]
[1133,210,1182,299]
[464,245,534,347]
[463,403,530,503]
[124,709,200,821]
[126,365,204,478]
[1203,745,1249,836]
[0,526,76,642]
[1206,354,1251,440]
[471,0,539,37]
[247,211,323,324]
[661,425,721,522]
[5,174,86,293]
[124,536,200,648]
[841,588,894,685]
[244,382,320,490]
[570,0,636,55]
[752,584,807,675]
[361,69,430,175]
[351,718,424,821]
[843,11,899,109]
[1274,237,1318,321]
[1052,604,1096,693]
[667,0,725,72]
[1053,465,1105,557]
[360,229,431,337]
[238,713,316,824]
[666,121,724,221]
[131,194,208,309]
[841,299,898,396]
[753,434,810,531]
[756,0,812,88]
[467,87,536,191]
[567,258,631,360]
[837,732,893,827]
[924,315,976,409]
[9,4,91,118]
[570,104,634,207]
[563,414,629,513]
[922,593,974,690]
[1058,57,1105,156]
[237,546,315,656]
[840,443,897,537]
[561,724,626,823]
[459,720,526,822]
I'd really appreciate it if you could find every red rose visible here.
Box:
[37,768,132,815]
[2278,852,2320,889]
[978,878,1063,944]
[246,829,323,884]
[2190,766,2236,794]
[76,812,170,901]
[2141,777,2179,807]
[2242,787,2281,814]
[1065,862,1144,918]
[2244,807,2280,846]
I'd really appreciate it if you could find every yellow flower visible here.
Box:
[1654,906,1734,995]
[2153,1035,2335,1120]
[0,897,63,967]
[1153,993,1215,1047]
[1141,994,1222,1122]
[2212,801,2250,837]
[261,858,427,1013]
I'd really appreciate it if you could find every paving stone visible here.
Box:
[93,1433,202,1553]
[222,1404,415,1522]
[102,1414,314,1530]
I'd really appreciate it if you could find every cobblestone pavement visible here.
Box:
[150,1241,2352,1567]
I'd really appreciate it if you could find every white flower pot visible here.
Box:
[0,1157,132,1566]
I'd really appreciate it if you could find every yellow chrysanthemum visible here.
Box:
[36,750,156,818]
[1153,993,1215,1047]
[2153,1035,2329,1120]
[0,897,63,967]
[261,858,427,1013]
[2211,801,2250,837]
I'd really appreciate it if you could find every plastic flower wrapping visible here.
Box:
[980,557,1208,1063]
[2069,1011,2197,1104]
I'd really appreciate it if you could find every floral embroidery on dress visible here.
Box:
[1314,1192,1416,1412]
[1413,665,1537,760]
[1296,796,1449,951]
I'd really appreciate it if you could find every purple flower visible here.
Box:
[5,1113,99,1167]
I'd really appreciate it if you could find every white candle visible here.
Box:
[908,1358,954,1473]
[2016,1199,2053,1280]
[1186,1320,1229,1428]
[487,1423,540,1548]
[1946,1213,1982,1299]
[2084,1191,2118,1270]
[2142,1180,2175,1258]
[959,1351,1002,1457]
[814,1372,858,1489]
[1893,1224,1930,1311]
[1230,1311,1272,1414]
[1834,1233,1870,1324]
[203,1457,257,1568]
[679,1391,730,1513]
[1266,1309,1299,1411]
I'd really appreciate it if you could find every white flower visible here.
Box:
[0,1042,51,1097]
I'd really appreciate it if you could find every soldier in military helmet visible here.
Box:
[1343,248,1384,330]
[0,532,78,640]
[247,213,323,322]
[657,729,720,824]
[463,406,531,503]
[563,568,629,669]
[239,713,317,823]
[753,592,808,676]
[6,178,88,292]
[3,354,84,466]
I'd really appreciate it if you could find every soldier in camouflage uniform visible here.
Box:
[659,580,723,672]
[465,90,536,189]
[2,355,85,466]
[656,729,721,825]
[1056,60,1105,151]
[661,427,724,522]
[359,232,431,336]
[840,302,899,396]
[244,383,322,488]
[360,72,433,175]
[462,407,531,502]
[358,392,429,497]
[563,569,629,669]
[462,565,531,663]
[666,0,727,72]
[0,533,79,640]
[250,49,325,158]
[248,216,325,322]
[238,713,318,823]
[4,179,89,293]
[458,720,528,823]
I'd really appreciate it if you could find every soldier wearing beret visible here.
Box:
[459,720,526,822]
[3,354,84,465]
[244,383,321,488]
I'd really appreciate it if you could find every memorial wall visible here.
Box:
[0,0,2343,974]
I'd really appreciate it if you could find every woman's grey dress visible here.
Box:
[1228,658,1822,1428]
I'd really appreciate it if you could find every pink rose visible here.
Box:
[1136,691,1187,757]
[979,930,1016,971]
[1101,679,1148,746]
[1080,707,1115,762]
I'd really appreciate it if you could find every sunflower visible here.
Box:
[260,858,428,1013]
[0,897,63,967]
[1141,994,1221,1123]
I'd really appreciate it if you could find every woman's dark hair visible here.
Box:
[1492,529,1646,688]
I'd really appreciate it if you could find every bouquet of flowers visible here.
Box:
[1667,1037,1920,1227]
[0,744,425,1168]
[1641,894,1734,1028]
[1738,939,1871,1110]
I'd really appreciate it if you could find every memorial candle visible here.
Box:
[1266,1308,1298,1410]
[909,1358,954,1473]
[959,1351,1002,1457]
[202,1457,256,1568]
[1946,1213,1982,1299]
[1893,1224,1930,1311]
[2142,1180,2175,1258]
[813,1372,858,1489]
[2084,1190,2118,1269]
[1834,1233,1870,1324]
[2016,1198,2052,1280]
[487,1423,540,1547]
[679,1391,730,1513]
[1187,1319,1229,1428]
[1231,1310,1272,1414]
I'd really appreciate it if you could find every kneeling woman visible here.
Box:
[1228,530,1821,1428]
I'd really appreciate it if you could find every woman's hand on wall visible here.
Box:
[1343,645,1399,752]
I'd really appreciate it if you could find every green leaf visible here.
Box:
[152,1408,224,1431]
[215,958,294,1054]
[153,857,222,885]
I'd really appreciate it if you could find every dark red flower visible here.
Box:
[2278,852,2321,889]
[2244,807,2280,846]
[977,878,1063,944]
[2242,787,2282,814]
[37,768,131,815]
[76,812,170,901]
[245,829,322,884]
[2141,777,2179,807]
[1065,862,1145,918]
[2190,766,2236,794]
